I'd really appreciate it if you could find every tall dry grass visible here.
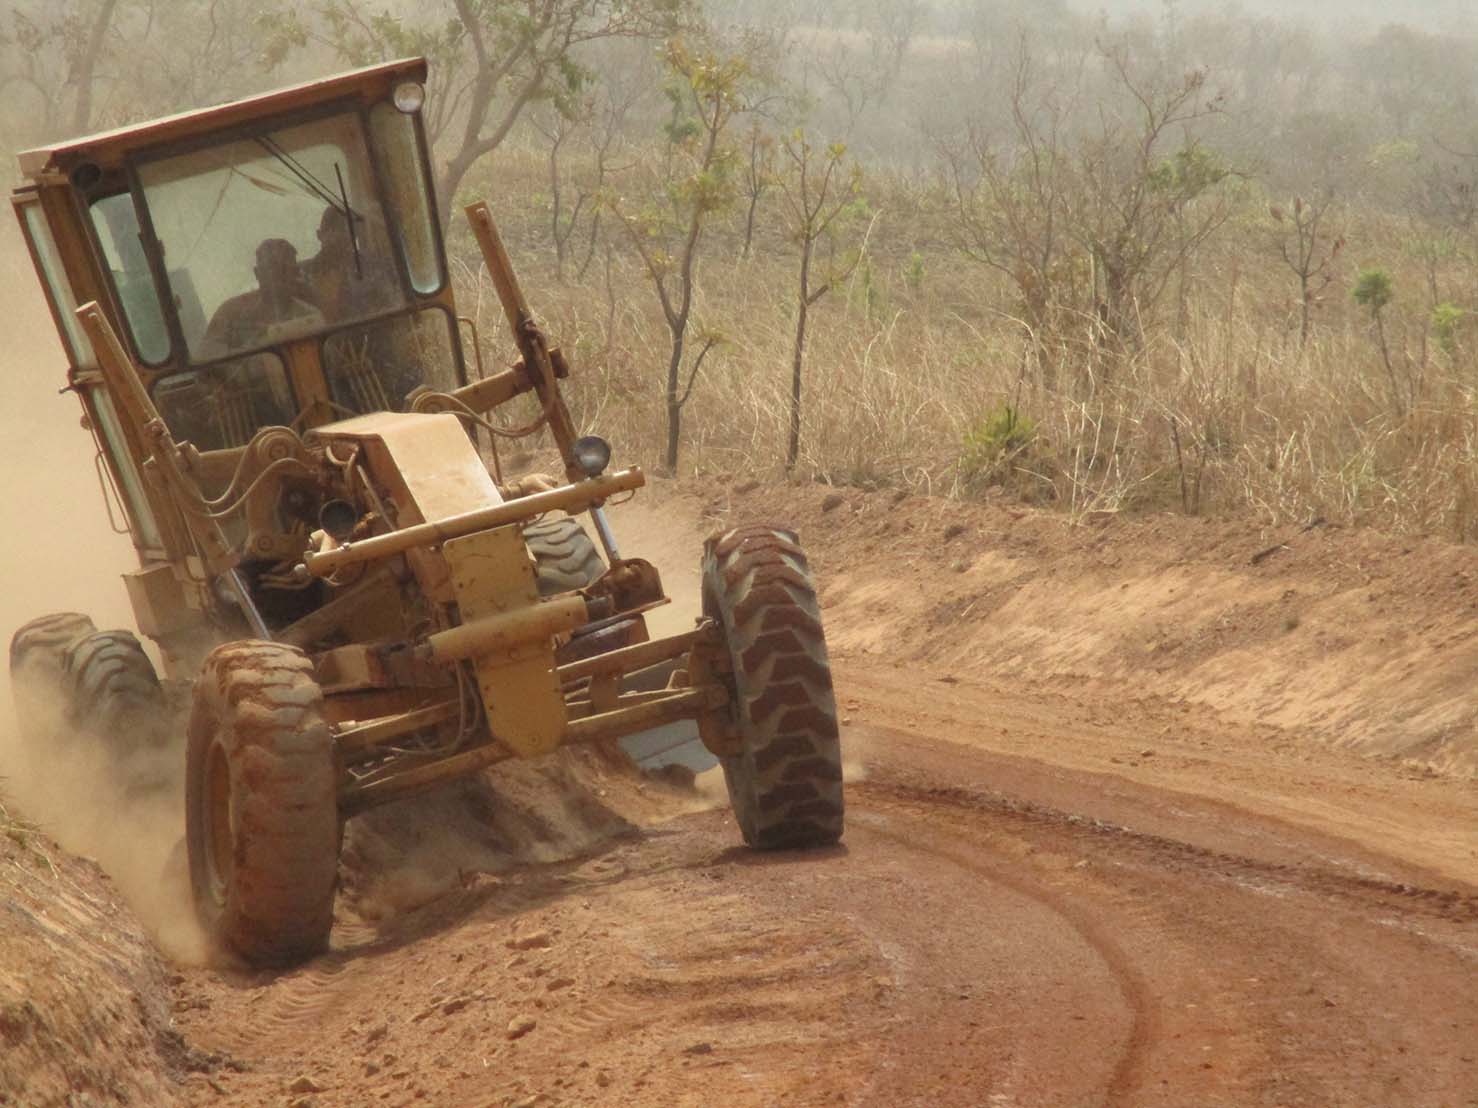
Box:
[448,143,1478,539]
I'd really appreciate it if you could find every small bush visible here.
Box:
[960,402,1037,488]
[1432,302,1465,356]
[1352,268,1394,313]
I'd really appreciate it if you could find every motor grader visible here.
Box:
[8,58,843,967]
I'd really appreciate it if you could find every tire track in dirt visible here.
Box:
[862,773,1478,928]
[849,810,1160,1107]
[852,765,1478,1106]
[170,749,1478,1107]
[195,951,361,1056]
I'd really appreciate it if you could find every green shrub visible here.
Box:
[1432,302,1465,356]
[961,402,1037,487]
[1352,268,1394,313]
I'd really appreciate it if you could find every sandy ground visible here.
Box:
[0,266,1476,1104]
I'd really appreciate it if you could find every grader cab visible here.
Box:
[9,58,843,967]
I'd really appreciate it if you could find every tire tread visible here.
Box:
[523,515,605,596]
[703,525,844,849]
[186,641,338,968]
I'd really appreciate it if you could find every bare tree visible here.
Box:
[775,130,863,471]
[861,0,925,84]
[1072,44,1234,349]
[530,104,590,282]
[0,0,294,146]
[738,123,777,258]
[297,0,692,224]
[1270,191,1344,347]
[945,40,1080,388]
[68,0,118,131]
[0,0,121,138]
[811,40,890,139]
[530,65,647,282]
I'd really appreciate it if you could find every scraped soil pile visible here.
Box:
[336,744,699,930]
[0,809,196,1105]
[658,479,1478,776]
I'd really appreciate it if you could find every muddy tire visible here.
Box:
[61,630,165,751]
[9,612,97,738]
[524,515,604,596]
[703,525,844,849]
[186,641,339,967]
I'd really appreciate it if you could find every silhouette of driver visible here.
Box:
[204,238,323,354]
[301,204,395,321]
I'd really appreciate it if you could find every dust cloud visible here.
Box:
[0,220,202,960]
[5,681,203,961]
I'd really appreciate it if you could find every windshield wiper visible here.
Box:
[334,161,363,279]
[254,135,343,213]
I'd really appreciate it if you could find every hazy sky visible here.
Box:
[1077,0,1476,34]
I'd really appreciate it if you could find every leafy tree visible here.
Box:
[1431,302,1465,358]
[608,36,755,472]
[1353,267,1405,414]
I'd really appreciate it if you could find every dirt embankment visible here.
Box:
[0,805,190,1105]
[651,479,1478,777]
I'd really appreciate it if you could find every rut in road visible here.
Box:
[849,767,1478,1107]
[866,773,1478,928]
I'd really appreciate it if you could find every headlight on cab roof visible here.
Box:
[393,81,425,114]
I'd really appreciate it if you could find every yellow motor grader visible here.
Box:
[8,58,843,967]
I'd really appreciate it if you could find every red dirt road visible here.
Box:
[161,654,1478,1108]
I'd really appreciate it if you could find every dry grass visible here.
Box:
[449,144,1478,539]
[0,791,58,879]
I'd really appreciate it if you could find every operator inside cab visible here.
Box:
[203,237,324,356]
[202,203,399,359]
[303,204,368,320]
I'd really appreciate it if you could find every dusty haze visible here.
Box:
[0,222,138,651]
[0,220,204,957]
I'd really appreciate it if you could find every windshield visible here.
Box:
[137,110,405,364]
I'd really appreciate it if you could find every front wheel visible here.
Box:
[703,525,844,849]
[185,641,339,967]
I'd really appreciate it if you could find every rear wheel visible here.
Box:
[524,515,605,596]
[186,641,339,967]
[9,612,97,740]
[703,526,844,849]
[61,630,165,753]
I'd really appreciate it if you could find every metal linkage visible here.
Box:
[301,468,645,577]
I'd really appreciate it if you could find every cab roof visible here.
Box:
[17,57,427,184]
